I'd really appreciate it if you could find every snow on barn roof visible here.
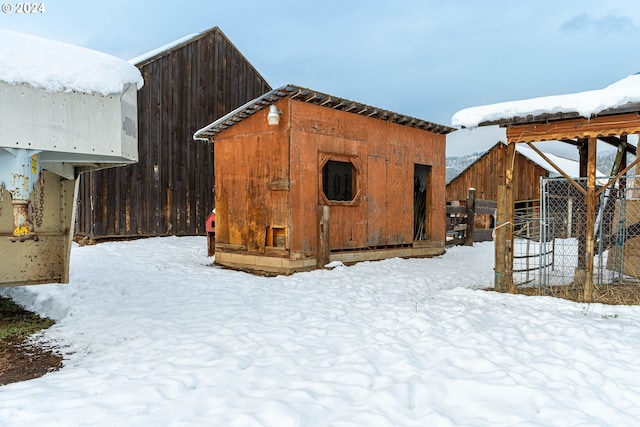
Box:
[452,72,640,129]
[128,32,201,65]
[0,29,143,95]
[194,84,455,141]
[514,145,606,179]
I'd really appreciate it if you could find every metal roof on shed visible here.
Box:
[194,84,455,141]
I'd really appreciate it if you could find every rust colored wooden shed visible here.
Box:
[75,27,271,240]
[194,85,455,274]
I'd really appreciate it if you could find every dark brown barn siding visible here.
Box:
[446,143,549,203]
[75,28,271,239]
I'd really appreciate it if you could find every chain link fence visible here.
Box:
[512,176,640,298]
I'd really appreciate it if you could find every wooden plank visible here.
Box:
[504,142,515,292]
[317,205,330,268]
[583,137,597,302]
[465,188,476,246]
[367,155,387,246]
[506,113,640,143]
[474,229,493,242]
[446,206,467,214]
[495,185,507,290]
[476,199,497,209]
[476,207,496,216]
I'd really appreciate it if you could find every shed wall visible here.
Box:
[213,98,447,268]
[289,100,446,253]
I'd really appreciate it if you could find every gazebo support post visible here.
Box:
[583,137,597,302]
[495,141,515,292]
[574,139,588,288]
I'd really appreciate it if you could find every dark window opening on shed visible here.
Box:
[322,160,355,202]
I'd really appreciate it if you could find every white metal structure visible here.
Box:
[0,30,141,286]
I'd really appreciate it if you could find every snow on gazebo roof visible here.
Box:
[0,29,143,95]
[452,72,640,129]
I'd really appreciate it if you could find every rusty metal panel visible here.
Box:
[0,172,76,287]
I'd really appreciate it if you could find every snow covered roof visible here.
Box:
[194,84,455,141]
[514,145,606,179]
[129,32,201,65]
[0,29,143,95]
[452,72,640,129]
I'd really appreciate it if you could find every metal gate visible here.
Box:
[520,176,640,293]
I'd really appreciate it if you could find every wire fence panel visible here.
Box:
[531,176,640,295]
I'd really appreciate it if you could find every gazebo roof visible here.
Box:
[452,72,640,129]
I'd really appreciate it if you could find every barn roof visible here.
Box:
[452,72,640,128]
[194,84,455,141]
[129,32,202,65]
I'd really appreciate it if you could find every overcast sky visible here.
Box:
[2,0,639,156]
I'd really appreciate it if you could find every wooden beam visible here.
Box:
[494,142,515,292]
[576,138,588,278]
[317,205,330,269]
[505,142,515,293]
[598,136,637,156]
[560,138,581,147]
[465,188,476,247]
[595,155,640,197]
[525,142,586,196]
[578,138,588,177]
[506,113,640,143]
[583,137,597,302]
[495,184,507,290]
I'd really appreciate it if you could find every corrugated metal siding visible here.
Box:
[75,28,271,239]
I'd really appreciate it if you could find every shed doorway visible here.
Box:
[414,164,432,241]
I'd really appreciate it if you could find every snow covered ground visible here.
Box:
[1,237,640,426]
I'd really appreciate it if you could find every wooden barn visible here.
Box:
[449,142,553,206]
[75,27,271,239]
[194,84,455,274]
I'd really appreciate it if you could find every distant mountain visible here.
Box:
[445,151,483,183]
